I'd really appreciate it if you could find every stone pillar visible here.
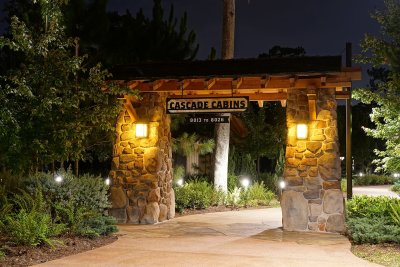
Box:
[281,88,345,233]
[109,93,174,224]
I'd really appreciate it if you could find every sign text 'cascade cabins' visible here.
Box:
[166,97,249,114]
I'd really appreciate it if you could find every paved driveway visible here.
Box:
[353,185,399,198]
[36,208,378,267]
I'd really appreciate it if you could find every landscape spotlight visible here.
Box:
[359,172,364,177]
[279,180,286,189]
[105,177,111,186]
[241,177,250,189]
[176,178,184,186]
[135,123,148,138]
[296,124,308,139]
[55,175,63,183]
[394,173,399,178]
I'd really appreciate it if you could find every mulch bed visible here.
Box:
[0,234,118,267]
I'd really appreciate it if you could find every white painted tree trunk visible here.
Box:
[214,0,235,192]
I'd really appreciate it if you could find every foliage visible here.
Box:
[25,171,110,213]
[237,103,286,173]
[227,173,239,191]
[346,195,399,221]
[353,0,400,172]
[0,0,131,173]
[346,195,400,244]
[347,217,400,244]
[257,173,279,195]
[389,202,400,226]
[54,200,117,238]
[1,190,65,247]
[354,174,395,186]
[225,187,241,207]
[173,132,215,156]
[173,165,185,183]
[240,181,275,207]
[391,180,400,193]
[174,180,215,211]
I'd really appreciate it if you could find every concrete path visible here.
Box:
[353,185,399,198]
[36,208,379,267]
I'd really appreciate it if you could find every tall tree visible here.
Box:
[353,0,400,172]
[214,0,235,192]
[0,0,129,173]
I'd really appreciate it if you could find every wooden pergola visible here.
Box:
[112,56,360,105]
[111,55,361,198]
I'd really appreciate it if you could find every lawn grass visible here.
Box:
[351,244,400,267]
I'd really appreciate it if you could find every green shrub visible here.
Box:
[26,171,110,213]
[391,181,400,193]
[354,174,394,186]
[174,180,214,210]
[226,187,242,207]
[346,195,399,221]
[76,215,118,238]
[347,217,400,244]
[257,173,279,194]
[2,191,65,247]
[346,195,400,244]
[389,202,400,227]
[228,173,239,191]
[240,181,276,207]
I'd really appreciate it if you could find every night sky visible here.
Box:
[0,0,384,84]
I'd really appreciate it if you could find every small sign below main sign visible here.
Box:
[185,115,229,124]
[166,97,249,114]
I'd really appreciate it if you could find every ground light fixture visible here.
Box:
[176,178,184,186]
[135,123,148,138]
[241,177,250,189]
[359,172,364,177]
[296,123,308,139]
[105,177,111,185]
[394,173,400,178]
[279,180,286,189]
[55,175,63,183]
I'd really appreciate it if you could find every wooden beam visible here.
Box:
[123,97,138,122]
[307,91,317,121]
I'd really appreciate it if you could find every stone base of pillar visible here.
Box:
[282,88,345,233]
[109,93,174,224]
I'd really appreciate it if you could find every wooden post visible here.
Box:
[346,42,353,199]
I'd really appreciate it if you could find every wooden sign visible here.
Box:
[166,97,248,114]
[185,115,230,124]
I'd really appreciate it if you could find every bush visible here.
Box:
[174,180,214,210]
[391,180,400,194]
[1,191,65,247]
[76,215,118,238]
[226,187,241,207]
[346,195,399,220]
[25,171,110,213]
[347,217,400,244]
[346,195,400,244]
[354,174,394,186]
[257,173,279,194]
[240,181,276,207]
[228,173,239,191]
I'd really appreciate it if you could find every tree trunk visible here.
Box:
[214,0,235,192]
[74,160,79,177]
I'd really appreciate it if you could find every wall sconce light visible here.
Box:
[135,123,148,138]
[296,123,308,139]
